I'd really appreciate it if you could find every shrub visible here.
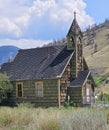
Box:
[0,73,13,104]
[64,100,77,108]
[94,75,104,86]
[103,93,109,101]
[17,103,34,108]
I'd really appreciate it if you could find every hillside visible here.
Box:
[83,20,109,91]
[0,46,20,65]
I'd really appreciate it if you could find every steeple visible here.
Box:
[74,11,76,20]
[66,11,83,78]
[67,11,82,38]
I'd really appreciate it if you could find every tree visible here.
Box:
[94,43,98,53]
[0,73,13,103]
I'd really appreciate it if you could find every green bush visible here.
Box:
[0,73,13,104]
[64,100,76,108]
[94,75,104,86]
[103,93,109,101]
[64,101,69,108]
[17,103,34,108]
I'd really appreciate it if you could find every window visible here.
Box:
[36,82,43,97]
[70,36,75,46]
[16,83,23,98]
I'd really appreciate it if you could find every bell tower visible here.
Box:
[66,12,83,78]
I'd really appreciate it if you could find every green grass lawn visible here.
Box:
[0,105,109,130]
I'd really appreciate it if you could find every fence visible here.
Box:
[83,96,109,108]
[91,97,109,108]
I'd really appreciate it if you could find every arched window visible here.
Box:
[70,36,75,46]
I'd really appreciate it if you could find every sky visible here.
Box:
[0,0,109,49]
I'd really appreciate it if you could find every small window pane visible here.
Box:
[16,83,23,98]
[36,82,43,97]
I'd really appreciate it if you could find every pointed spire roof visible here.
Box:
[67,11,82,36]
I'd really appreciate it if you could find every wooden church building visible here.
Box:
[0,12,95,107]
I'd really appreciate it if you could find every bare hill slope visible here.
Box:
[83,22,109,90]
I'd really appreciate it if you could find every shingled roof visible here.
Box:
[70,70,90,87]
[0,45,74,81]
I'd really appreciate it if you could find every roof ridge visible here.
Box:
[19,44,66,52]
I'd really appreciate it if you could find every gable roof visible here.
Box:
[70,70,90,87]
[67,13,82,37]
[0,45,74,81]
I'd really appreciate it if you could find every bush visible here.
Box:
[17,103,34,108]
[94,75,104,86]
[0,73,13,104]
[103,93,109,101]
[64,100,77,108]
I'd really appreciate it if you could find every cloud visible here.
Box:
[0,0,94,48]
[0,39,51,49]
[0,17,22,37]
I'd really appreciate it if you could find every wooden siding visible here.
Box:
[68,87,82,106]
[82,80,95,104]
[10,79,59,107]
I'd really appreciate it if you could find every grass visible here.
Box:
[83,25,109,96]
[0,106,109,130]
[83,26,109,76]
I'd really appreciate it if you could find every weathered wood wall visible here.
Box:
[82,80,95,104]
[10,79,59,107]
[68,87,82,106]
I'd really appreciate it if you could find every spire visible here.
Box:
[74,11,76,20]
[67,11,82,36]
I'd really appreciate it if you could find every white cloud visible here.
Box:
[0,17,22,37]
[29,0,56,17]
[0,39,51,49]
[0,0,95,48]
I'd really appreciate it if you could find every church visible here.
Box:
[0,12,95,107]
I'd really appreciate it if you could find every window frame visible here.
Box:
[70,36,75,47]
[35,82,43,97]
[16,82,23,98]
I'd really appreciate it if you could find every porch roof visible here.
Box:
[70,70,90,87]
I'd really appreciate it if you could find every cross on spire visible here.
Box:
[74,11,76,20]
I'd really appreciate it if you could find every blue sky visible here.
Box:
[84,0,109,24]
[0,0,109,49]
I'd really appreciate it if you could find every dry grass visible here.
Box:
[84,26,109,95]
[85,45,109,69]
[0,106,108,130]
[96,84,109,94]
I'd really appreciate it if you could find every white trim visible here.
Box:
[59,51,75,78]
[82,71,91,87]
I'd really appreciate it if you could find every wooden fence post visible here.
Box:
[107,113,109,124]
